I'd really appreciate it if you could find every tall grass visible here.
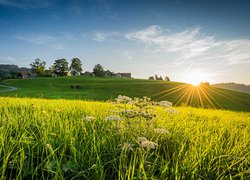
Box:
[0,97,249,179]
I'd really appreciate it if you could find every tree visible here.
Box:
[148,76,154,80]
[165,76,170,81]
[158,76,163,80]
[52,58,69,76]
[93,64,104,77]
[30,58,46,76]
[70,58,83,75]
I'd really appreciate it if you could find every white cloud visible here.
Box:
[92,31,119,42]
[61,33,78,41]
[13,33,68,50]
[92,32,106,42]
[126,25,250,66]
[14,34,56,45]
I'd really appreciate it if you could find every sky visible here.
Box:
[0,0,250,84]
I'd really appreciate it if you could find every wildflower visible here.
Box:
[137,137,148,143]
[154,128,169,134]
[137,137,157,149]
[82,116,96,121]
[154,101,172,108]
[120,109,140,118]
[167,109,179,114]
[115,95,132,104]
[105,115,122,121]
[141,141,157,149]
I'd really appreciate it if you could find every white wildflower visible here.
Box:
[167,109,179,114]
[115,95,133,104]
[157,101,172,108]
[82,116,96,121]
[137,137,157,149]
[141,141,157,149]
[137,137,148,143]
[154,128,169,134]
[105,115,122,121]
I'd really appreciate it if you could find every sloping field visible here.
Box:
[0,97,249,179]
[1,76,250,111]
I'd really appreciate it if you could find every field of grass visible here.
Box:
[0,96,249,179]
[0,86,9,92]
[1,76,250,111]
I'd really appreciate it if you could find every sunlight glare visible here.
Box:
[184,70,210,86]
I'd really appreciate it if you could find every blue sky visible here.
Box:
[0,0,250,84]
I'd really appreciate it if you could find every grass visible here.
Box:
[1,76,250,111]
[0,86,9,92]
[0,96,249,179]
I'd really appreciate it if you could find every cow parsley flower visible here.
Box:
[115,95,132,104]
[137,137,157,149]
[154,128,170,134]
[105,115,122,121]
[167,109,179,114]
[82,116,96,121]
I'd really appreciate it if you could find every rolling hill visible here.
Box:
[212,83,250,94]
[1,76,250,111]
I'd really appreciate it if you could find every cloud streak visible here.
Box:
[125,25,250,66]
[92,31,119,42]
[13,34,65,50]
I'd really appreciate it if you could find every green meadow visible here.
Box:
[1,76,250,111]
[0,97,249,179]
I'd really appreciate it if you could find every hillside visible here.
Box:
[1,76,250,111]
[213,83,250,94]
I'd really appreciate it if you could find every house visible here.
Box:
[117,73,132,78]
[104,70,115,77]
[82,71,95,76]
[17,71,33,79]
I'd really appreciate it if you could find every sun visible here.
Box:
[184,70,210,86]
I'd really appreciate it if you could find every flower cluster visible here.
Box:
[105,115,122,121]
[153,100,172,108]
[166,109,179,114]
[82,116,96,121]
[154,128,169,134]
[132,96,152,109]
[137,137,157,149]
[115,95,133,104]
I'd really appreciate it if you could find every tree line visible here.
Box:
[30,58,106,77]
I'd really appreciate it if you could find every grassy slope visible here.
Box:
[0,86,8,92]
[0,97,249,179]
[1,76,250,111]
[213,83,250,94]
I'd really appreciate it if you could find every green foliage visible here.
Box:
[52,59,69,76]
[93,64,104,77]
[0,97,249,179]
[70,58,83,76]
[30,58,46,75]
